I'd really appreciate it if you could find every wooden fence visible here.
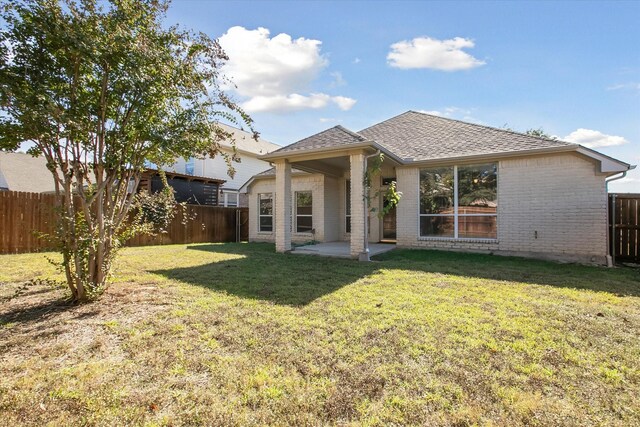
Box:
[609,193,640,264]
[0,190,248,254]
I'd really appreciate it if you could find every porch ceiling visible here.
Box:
[291,156,350,177]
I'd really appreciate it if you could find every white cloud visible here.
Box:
[563,128,629,148]
[607,82,640,92]
[218,26,356,113]
[241,93,356,114]
[387,36,485,71]
[330,71,346,87]
[332,95,357,111]
[352,57,361,64]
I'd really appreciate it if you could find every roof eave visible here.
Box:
[259,141,402,163]
[401,145,579,167]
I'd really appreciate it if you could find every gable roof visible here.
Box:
[0,152,57,193]
[265,125,366,156]
[259,110,631,174]
[216,122,281,155]
[358,111,576,161]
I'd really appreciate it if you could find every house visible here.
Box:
[137,169,226,206]
[0,152,57,193]
[245,111,633,264]
[165,123,281,207]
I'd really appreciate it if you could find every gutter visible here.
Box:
[604,164,636,267]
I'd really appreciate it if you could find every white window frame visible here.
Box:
[295,190,313,234]
[258,193,273,233]
[418,164,498,241]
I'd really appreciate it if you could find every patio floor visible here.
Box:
[291,241,396,259]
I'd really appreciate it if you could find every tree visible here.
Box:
[525,127,556,139]
[0,0,252,302]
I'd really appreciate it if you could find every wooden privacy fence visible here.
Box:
[0,190,248,254]
[609,193,639,264]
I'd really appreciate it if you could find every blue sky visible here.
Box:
[166,0,640,192]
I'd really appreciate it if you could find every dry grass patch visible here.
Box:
[1,243,639,426]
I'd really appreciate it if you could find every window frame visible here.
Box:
[258,193,273,233]
[418,164,498,241]
[295,190,313,234]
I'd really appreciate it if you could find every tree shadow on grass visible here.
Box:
[153,243,640,302]
[151,243,380,306]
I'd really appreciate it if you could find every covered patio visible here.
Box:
[259,126,403,261]
[291,241,396,259]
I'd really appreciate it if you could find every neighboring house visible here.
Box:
[0,152,57,193]
[138,169,225,206]
[166,123,281,207]
[245,111,633,264]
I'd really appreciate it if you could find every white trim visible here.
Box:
[294,190,313,233]
[258,192,273,233]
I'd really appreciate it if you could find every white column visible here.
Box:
[275,160,292,252]
[350,152,366,258]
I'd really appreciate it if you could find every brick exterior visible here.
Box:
[396,152,608,264]
[249,152,608,264]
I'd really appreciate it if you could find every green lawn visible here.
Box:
[1,243,639,426]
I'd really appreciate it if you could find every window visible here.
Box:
[419,163,497,239]
[345,180,351,233]
[185,157,195,176]
[224,192,238,207]
[258,193,273,232]
[295,191,313,233]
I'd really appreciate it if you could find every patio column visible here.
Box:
[350,152,366,259]
[275,159,292,252]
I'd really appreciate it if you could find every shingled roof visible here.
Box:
[266,125,367,156]
[358,111,575,161]
[263,111,578,163]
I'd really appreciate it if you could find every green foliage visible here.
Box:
[0,0,252,301]
[364,152,403,218]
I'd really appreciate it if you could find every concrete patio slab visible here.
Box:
[291,241,396,259]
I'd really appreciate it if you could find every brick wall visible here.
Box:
[248,173,326,244]
[396,152,608,264]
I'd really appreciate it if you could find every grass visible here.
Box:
[0,243,639,426]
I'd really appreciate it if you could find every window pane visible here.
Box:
[346,216,351,233]
[259,193,272,215]
[296,191,312,207]
[420,216,454,238]
[297,216,313,233]
[420,167,454,214]
[259,217,273,232]
[458,163,497,214]
[458,215,497,239]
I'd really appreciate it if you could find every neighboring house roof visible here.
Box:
[0,152,57,193]
[216,122,281,155]
[238,167,309,193]
[261,110,631,174]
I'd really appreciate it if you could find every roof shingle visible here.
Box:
[358,111,575,161]
[267,125,366,155]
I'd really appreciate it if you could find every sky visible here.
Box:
[164,0,640,192]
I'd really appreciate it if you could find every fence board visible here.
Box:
[609,193,640,264]
[0,190,248,254]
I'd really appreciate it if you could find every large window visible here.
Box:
[420,163,497,239]
[295,191,313,233]
[345,180,351,233]
[258,193,273,232]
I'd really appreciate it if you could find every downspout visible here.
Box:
[360,150,381,262]
[604,165,636,267]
